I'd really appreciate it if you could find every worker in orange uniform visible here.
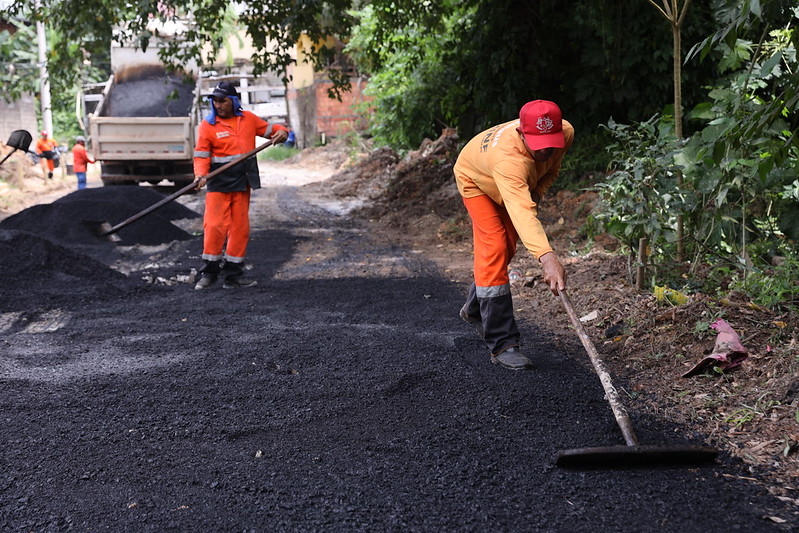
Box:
[71,135,94,190]
[36,130,59,179]
[454,100,574,370]
[192,81,288,290]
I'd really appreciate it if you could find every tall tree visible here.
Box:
[647,0,692,260]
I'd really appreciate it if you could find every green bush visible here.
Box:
[729,252,799,312]
[259,145,299,161]
[591,115,682,257]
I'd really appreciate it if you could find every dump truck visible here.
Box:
[83,37,203,187]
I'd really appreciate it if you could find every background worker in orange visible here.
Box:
[193,81,288,290]
[71,135,94,190]
[454,100,574,370]
[36,130,59,179]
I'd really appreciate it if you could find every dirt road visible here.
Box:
[1,156,796,530]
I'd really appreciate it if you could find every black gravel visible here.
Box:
[107,74,195,118]
[0,186,199,265]
[1,185,796,531]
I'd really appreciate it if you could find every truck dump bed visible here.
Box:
[89,64,201,186]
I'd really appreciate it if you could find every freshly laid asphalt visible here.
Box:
[1,184,796,531]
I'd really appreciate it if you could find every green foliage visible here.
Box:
[258,145,299,162]
[9,1,722,153]
[346,1,720,151]
[554,129,613,192]
[680,1,799,248]
[345,3,467,148]
[1,7,110,142]
[591,115,682,253]
[0,19,40,103]
[4,3,111,99]
[592,0,798,312]
[729,252,799,311]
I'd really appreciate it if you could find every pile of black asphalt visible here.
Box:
[1,184,796,531]
[108,73,196,118]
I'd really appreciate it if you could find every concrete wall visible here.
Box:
[0,93,38,146]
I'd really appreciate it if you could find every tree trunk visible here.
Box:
[673,17,684,261]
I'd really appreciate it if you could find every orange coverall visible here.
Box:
[193,110,287,264]
[36,136,58,174]
[454,118,574,354]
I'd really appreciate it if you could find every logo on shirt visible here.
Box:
[216,131,231,139]
[536,116,555,133]
[491,122,516,148]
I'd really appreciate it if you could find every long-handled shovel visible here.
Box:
[84,140,273,242]
[555,289,718,468]
[0,130,34,167]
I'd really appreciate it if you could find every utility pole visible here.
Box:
[36,1,53,135]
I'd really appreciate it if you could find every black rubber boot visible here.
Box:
[194,260,221,290]
[222,261,257,289]
[479,291,520,355]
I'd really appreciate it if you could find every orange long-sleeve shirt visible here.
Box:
[193,110,287,192]
[454,119,574,259]
[71,143,94,173]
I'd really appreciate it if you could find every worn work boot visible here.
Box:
[490,347,533,370]
[194,260,221,290]
[194,273,218,290]
[459,304,484,338]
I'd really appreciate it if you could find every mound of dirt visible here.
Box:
[318,129,465,247]
[0,186,199,251]
[324,146,399,200]
[357,128,460,221]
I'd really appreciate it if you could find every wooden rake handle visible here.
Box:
[559,290,640,446]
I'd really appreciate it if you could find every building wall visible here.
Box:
[197,30,372,149]
[0,93,38,146]
[314,76,371,140]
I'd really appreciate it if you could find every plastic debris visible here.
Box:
[682,318,749,377]
[654,285,689,305]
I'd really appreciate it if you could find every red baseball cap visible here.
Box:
[519,100,564,150]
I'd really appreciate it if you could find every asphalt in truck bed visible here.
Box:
[0,184,795,531]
